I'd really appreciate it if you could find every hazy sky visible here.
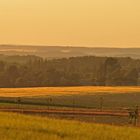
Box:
[0,0,140,47]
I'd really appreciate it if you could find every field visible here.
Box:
[0,112,140,140]
[0,86,140,139]
[0,86,140,97]
[0,86,140,126]
[0,86,140,109]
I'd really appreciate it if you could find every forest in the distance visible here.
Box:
[0,54,139,87]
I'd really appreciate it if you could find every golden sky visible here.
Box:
[0,0,140,47]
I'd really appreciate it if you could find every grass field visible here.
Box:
[0,112,140,140]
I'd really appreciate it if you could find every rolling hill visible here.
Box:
[0,45,140,59]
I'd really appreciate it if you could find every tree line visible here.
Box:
[0,56,139,87]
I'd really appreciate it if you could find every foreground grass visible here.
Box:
[0,112,140,140]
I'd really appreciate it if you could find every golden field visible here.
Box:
[0,86,140,97]
[0,112,140,140]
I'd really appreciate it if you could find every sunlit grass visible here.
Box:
[0,112,139,140]
[0,86,140,97]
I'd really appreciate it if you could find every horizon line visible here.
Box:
[0,44,140,49]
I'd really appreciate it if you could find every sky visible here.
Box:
[0,0,140,48]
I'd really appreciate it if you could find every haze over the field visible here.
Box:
[1,0,140,48]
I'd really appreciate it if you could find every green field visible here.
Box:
[0,112,139,140]
[1,91,140,109]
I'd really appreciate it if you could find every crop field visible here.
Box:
[0,86,140,97]
[0,112,140,140]
[0,86,140,126]
[0,86,140,109]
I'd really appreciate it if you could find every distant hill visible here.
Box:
[0,45,140,59]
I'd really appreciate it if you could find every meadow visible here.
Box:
[0,112,140,140]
